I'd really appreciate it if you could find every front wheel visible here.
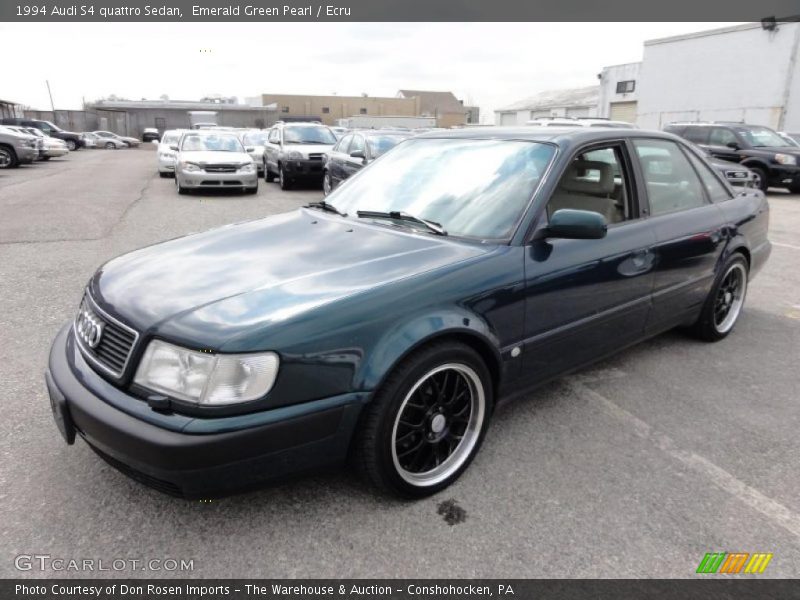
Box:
[265,161,276,182]
[0,145,18,168]
[105,142,116,150]
[279,165,292,190]
[689,254,748,342]
[788,183,800,195]
[749,166,768,193]
[356,341,493,498]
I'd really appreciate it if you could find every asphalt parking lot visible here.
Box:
[1,147,799,579]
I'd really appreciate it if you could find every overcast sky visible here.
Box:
[1,22,737,122]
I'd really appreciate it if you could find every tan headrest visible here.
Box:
[560,159,614,194]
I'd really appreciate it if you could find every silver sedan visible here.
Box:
[172,131,258,194]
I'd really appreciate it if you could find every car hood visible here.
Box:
[90,209,491,347]
[176,150,252,164]
[283,143,335,156]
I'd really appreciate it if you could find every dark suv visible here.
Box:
[664,122,800,193]
[0,118,85,151]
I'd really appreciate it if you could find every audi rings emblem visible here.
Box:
[76,308,104,348]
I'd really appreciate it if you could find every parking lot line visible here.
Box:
[772,241,800,251]
[568,379,800,540]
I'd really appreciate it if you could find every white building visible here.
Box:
[596,62,641,123]
[494,86,599,126]
[636,22,800,131]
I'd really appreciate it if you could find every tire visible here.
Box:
[0,145,18,169]
[689,254,749,342]
[159,172,170,178]
[748,166,768,193]
[279,165,292,190]
[245,183,258,194]
[323,170,333,196]
[788,183,800,195]
[176,176,188,195]
[105,142,116,150]
[265,161,276,182]
[65,139,77,151]
[40,156,51,161]
[355,341,493,498]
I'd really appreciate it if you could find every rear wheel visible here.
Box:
[356,341,493,498]
[65,139,77,151]
[40,156,51,161]
[159,172,170,178]
[0,145,18,168]
[689,254,748,342]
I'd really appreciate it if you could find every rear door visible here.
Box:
[521,140,657,384]
[630,138,726,334]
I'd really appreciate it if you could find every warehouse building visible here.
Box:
[636,21,800,131]
[596,62,640,123]
[494,86,599,126]
[0,99,23,120]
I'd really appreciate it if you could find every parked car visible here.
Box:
[80,132,99,149]
[93,131,140,148]
[323,129,411,195]
[45,127,770,499]
[263,122,338,189]
[238,129,269,175]
[172,130,258,194]
[142,127,161,142]
[156,129,184,177]
[707,156,758,188]
[527,117,636,129]
[330,126,348,140]
[664,122,800,193]
[4,126,45,159]
[0,125,39,167]
[0,117,85,151]
[27,128,69,159]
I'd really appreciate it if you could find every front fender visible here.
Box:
[355,306,503,392]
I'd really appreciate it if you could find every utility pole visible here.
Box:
[46,80,55,112]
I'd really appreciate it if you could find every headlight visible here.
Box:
[181,161,201,172]
[285,150,304,160]
[134,340,279,405]
[239,162,255,172]
[774,153,797,165]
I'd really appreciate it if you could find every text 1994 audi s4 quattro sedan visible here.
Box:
[46,128,770,498]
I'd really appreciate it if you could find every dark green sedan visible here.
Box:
[46,128,771,498]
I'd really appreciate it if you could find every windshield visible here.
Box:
[367,135,408,158]
[735,126,790,147]
[180,133,244,152]
[162,132,181,145]
[326,138,555,239]
[284,126,337,145]
[243,132,269,146]
[41,121,62,132]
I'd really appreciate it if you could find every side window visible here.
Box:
[349,135,365,155]
[683,127,709,145]
[684,148,732,202]
[709,128,737,147]
[336,134,353,154]
[633,139,708,216]
[547,145,631,225]
[268,128,280,144]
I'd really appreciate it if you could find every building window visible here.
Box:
[281,106,289,113]
[322,107,330,114]
[616,80,635,94]
[359,108,367,115]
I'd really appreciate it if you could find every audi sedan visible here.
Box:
[46,128,770,499]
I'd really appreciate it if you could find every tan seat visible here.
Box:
[548,159,623,224]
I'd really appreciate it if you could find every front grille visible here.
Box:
[74,294,138,378]
[203,164,237,173]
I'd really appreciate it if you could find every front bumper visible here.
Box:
[46,325,367,497]
[768,164,800,186]
[17,146,38,163]
[282,157,325,179]
[178,169,258,189]
[44,147,69,158]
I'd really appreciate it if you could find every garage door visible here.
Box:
[499,112,517,126]
[610,101,637,123]
[566,107,590,118]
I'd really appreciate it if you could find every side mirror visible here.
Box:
[350,150,366,160]
[544,209,607,240]
[245,146,255,153]
[169,145,179,151]
[726,141,740,150]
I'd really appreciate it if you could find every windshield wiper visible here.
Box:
[306,200,347,217]
[356,210,447,236]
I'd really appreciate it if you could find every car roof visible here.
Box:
[412,126,679,145]
[350,129,412,137]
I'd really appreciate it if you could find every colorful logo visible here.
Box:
[696,552,773,574]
